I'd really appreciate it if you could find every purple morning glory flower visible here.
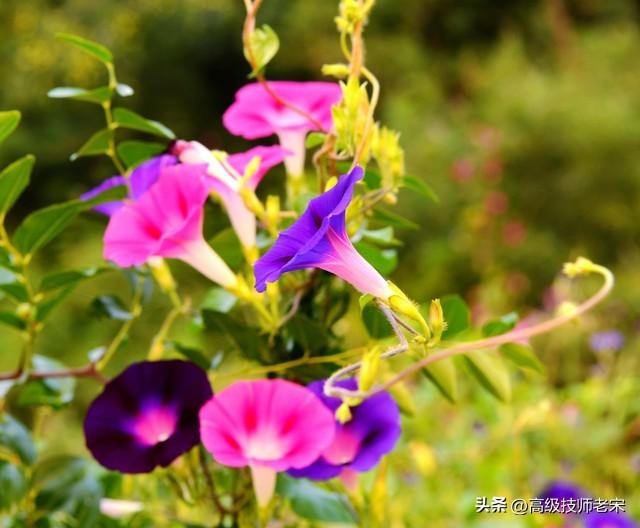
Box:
[84,360,213,474]
[589,330,625,352]
[253,166,393,299]
[80,154,179,215]
[287,378,401,481]
[539,481,637,528]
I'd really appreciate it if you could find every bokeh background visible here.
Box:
[1,0,639,526]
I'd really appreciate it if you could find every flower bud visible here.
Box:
[429,298,446,344]
[358,348,380,393]
[563,256,598,277]
[336,402,352,424]
[15,302,34,322]
[389,294,431,339]
[322,63,351,78]
[148,257,176,294]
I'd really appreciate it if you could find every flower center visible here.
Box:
[322,428,361,465]
[132,405,178,446]
[245,430,286,461]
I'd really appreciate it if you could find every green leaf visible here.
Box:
[0,155,34,214]
[245,25,280,77]
[0,111,21,147]
[56,33,113,64]
[0,462,27,510]
[14,201,81,255]
[371,208,418,230]
[419,345,458,403]
[201,310,264,361]
[40,267,109,292]
[482,312,518,337]
[0,414,37,465]
[286,314,327,353]
[116,140,166,169]
[500,343,545,375]
[363,167,382,189]
[32,455,102,523]
[464,350,512,402]
[36,286,75,322]
[209,228,244,270]
[199,287,237,313]
[113,107,175,139]
[47,86,112,104]
[361,303,394,339]
[440,295,470,339]
[91,295,131,321]
[17,356,76,409]
[402,175,439,202]
[361,227,401,247]
[354,241,397,275]
[0,312,25,330]
[0,269,28,302]
[169,342,211,371]
[277,474,356,524]
[305,132,326,149]
[70,128,111,161]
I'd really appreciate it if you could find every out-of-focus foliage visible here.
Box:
[1,0,639,526]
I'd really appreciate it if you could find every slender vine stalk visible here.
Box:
[324,262,615,399]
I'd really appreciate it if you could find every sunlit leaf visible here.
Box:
[440,294,470,339]
[0,155,34,214]
[116,140,166,169]
[47,86,112,104]
[421,351,459,403]
[245,25,280,77]
[40,267,110,292]
[402,175,439,202]
[305,132,326,149]
[464,350,512,402]
[199,287,237,313]
[56,33,113,64]
[500,343,545,375]
[362,303,394,339]
[354,241,397,275]
[113,107,175,139]
[0,414,37,465]
[0,111,21,147]
[91,295,131,321]
[17,357,76,409]
[70,128,111,161]
[482,312,518,337]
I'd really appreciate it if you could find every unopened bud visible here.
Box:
[429,298,446,344]
[358,348,380,392]
[336,402,352,424]
[383,192,397,205]
[239,187,265,216]
[563,257,598,278]
[322,63,351,78]
[389,295,431,339]
[556,301,578,318]
[148,257,176,293]
[15,303,34,322]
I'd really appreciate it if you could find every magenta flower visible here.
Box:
[173,140,288,248]
[254,165,393,299]
[80,154,178,215]
[199,379,335,506]
[84,360,213,474]
[288,378,401,482]
[103,164,237,288]
[223,81,342,177]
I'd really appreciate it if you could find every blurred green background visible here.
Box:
[1,0,639,526]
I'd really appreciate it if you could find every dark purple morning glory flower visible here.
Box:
[80,154,179,215]
[253,166,393,299]
[84,360,213,474]
[287,378,401,481]
[589,330,625,353]
[539,481,637,528]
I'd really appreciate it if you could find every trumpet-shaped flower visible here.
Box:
[254,165,392,299]
[80,154,178,215]
[84,360,213,474]
[288,378,401,481]
[103,164,237,288]
[173,140,288,248]
[223,81,341,176]
[199,379,335,506]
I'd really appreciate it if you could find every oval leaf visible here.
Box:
[48,86,112,104]
[13,201,82,255]
[464,349,512,402]
[0,414,37,465]
[113,107,175,139]
[70,128,111,161]
[421,351,459,403]
[246,25,280,77]
[56,33,113,64]
[440,294,470,339]
[0,155,34,214]
[0,111,21,147]
[116,140,166,169]
[500,343,545,375]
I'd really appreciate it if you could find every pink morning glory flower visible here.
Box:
[199,379,336,506]
[173,140,288,249]
[253,165,393,299]
[223,81,342,177]
[103,164,237,289]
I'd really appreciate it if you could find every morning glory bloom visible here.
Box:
[539,481,637,528]
[103,164,237,288]
[288,378,401,482]
[589,330,625,352]
[223,81,342,177]
[173,140,288,249]
[84,360,213,474]
[80,154,178,215]
[199,379,335,506]
[254,165,393,299]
